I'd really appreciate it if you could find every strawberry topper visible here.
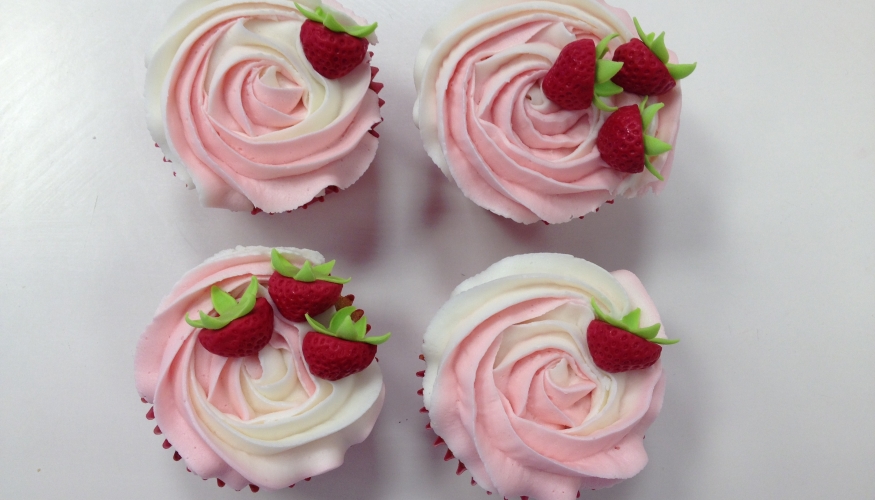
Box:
[610,18,696,96]
[305,307,391,346]
[270,249,350,285]
[295,2,377,79]
[587,297,677,373]
[590,298,678,346]
[596,98,672,180]
[541,35,624,111]
[295,2,377,39]
[185,276,261,330]
[184,276,275,358]
[303,307,390,381]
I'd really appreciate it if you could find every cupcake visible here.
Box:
[136,246,390,490]
[420,253,678,499]
[146,0,384,213]
[413,0,695,224]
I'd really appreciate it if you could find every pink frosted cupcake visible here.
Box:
[136,246,390,490]
[146,0,384,213]
[421,253,678,499]
[414,0,695,224]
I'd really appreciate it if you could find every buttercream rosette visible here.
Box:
[146,0,382,213]
[135,246,385,490]
[422,253,667,499]
[413,0,683,224]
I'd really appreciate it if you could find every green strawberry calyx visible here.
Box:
[593,34,624,112]
[185,276,260,330]
[637,97,672,181]
[306,307,391,345]
[271,249,351,284]
[591,297,678,345]
[295,2,377,38]
[633,18,696,81]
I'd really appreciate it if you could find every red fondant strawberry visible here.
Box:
[595,98,672,180]
[610,18,696,96]
[542,35,624,111]
[185,276,274,357]
[302,306,391,381]
[296,3,377,79]
[586,298,678,373]
[268,249,350,322]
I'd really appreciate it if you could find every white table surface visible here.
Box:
[1,0,873,498]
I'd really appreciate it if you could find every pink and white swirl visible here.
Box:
[146,0,382,212]
[422,253,667,499]
[413,0,682,224]
[135,246,384,490]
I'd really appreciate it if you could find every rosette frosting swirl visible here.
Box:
[413,0,682,224]
[422,254,667,499]
[146,0,381,212]
[135,246,384,490]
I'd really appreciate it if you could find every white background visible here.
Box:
[1,0,873,498]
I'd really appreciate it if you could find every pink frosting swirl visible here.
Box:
[146,0,382,212]
[135,247,385,490]
[413,0,682,224]
[422,254,667,499]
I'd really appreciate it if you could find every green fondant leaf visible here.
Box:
[595,33,618,60]
[650,337,680,345]
[344,21,378,38]
[636,323,662,339]
[311,260,336,276]
[305,314,334,336]
[271,249,301,278]
[294,2,376,38]
[621,308,641,331]
[641,101,664,130]
[294,3,323,23]
[594,80,623,97]
[667,62,697,80]
[650,32,669,64]
[211,286,237,315]
[633,18,648,43]
[354,315,368,339]
[644,135,672,156]
[361,332,391,345]
[330,306,357,332]
[321,11,347,33]
[589,298,673,342]
[596,60,624,84]
[593,96,617,112]
[294,261,317,282]
[185,277,259,330]
[334,317,359,340]
[644,156,665,181]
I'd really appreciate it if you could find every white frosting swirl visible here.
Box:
[423,253,666,499]
[413,0,682,224]
[146,0,382,212]
[135,246,384,490]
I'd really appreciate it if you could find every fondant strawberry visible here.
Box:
[185,276,274,357]
[268,249,350,322]
[610,18,696,96]
[296,3,377,79]
[586,298,678,373]
[542,35,624,111]
[595,98,672,180]
[302,307,391,381]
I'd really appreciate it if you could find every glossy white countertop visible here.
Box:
[0,0,873,498]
